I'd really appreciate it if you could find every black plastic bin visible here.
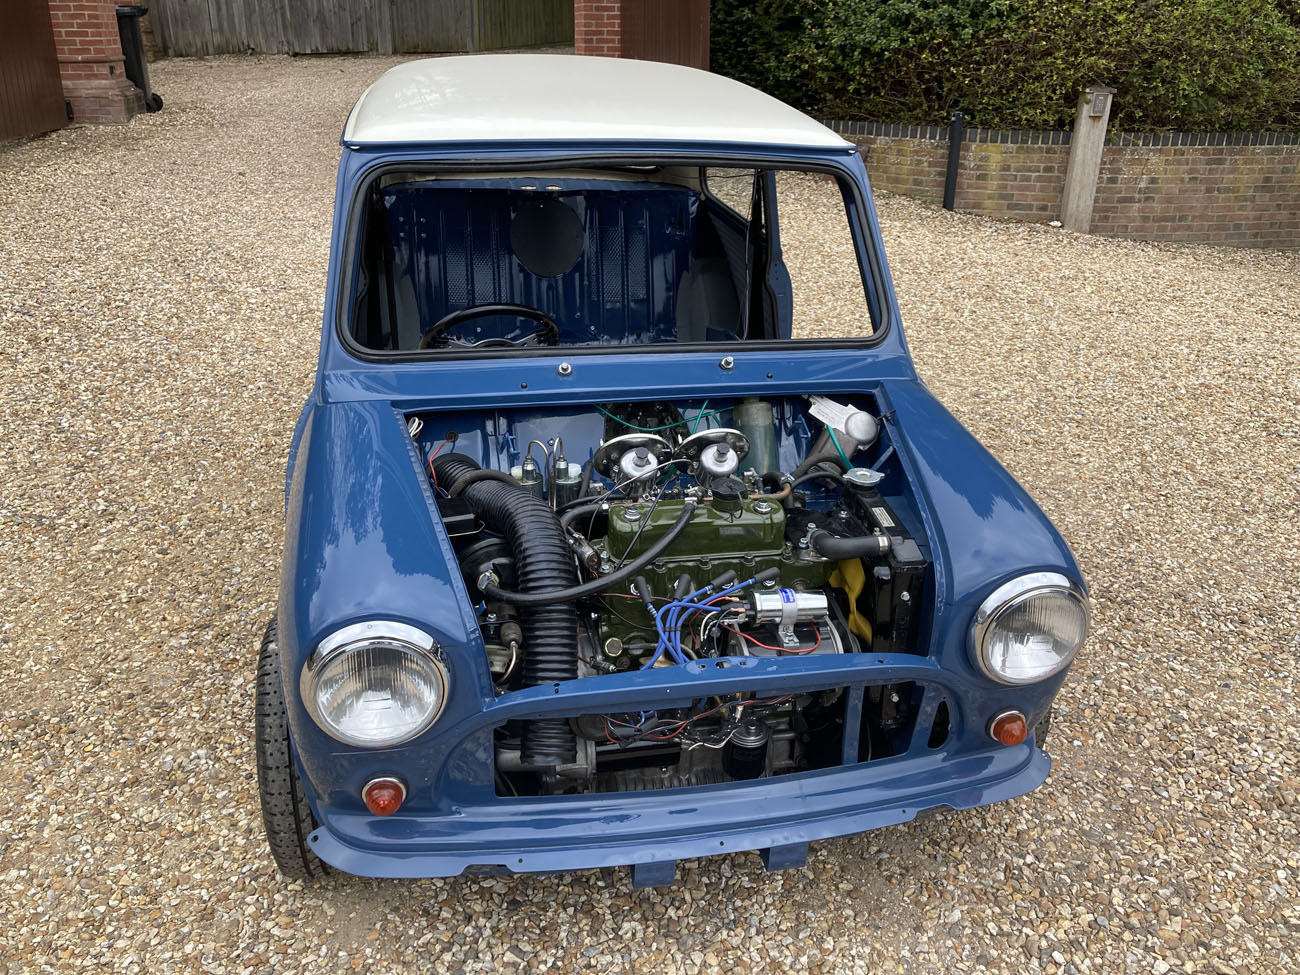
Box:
[115,5,162,113]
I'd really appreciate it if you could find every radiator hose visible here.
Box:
[430,453,577,769]
[808,529,891,560]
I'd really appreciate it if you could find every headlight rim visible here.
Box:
[969,572,1089,686]
[300,620,449,748]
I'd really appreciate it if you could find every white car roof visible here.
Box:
[342,54,851,150]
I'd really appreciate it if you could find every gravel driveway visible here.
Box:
[2,55,1298,975]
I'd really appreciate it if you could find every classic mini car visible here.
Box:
[256,55,1090,885]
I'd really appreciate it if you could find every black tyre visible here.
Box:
[255,618,329,880]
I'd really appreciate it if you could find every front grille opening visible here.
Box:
[858,681,921,763]
[927,699,951,749]
[495,685,854,797]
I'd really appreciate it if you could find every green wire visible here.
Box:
[691,401,709,433]
[826,425,853,468]
[596,404,724,433]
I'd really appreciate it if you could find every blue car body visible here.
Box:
[267,60,1085,885]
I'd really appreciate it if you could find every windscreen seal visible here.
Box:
[333,150,894,364]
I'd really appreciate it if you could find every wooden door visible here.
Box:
[0,0,67,141]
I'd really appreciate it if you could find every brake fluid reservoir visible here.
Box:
[510,457,544,499]
[733,398,777,475]
[553,460,583,507]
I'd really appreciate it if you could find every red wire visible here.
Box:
[720,625,781,651]
[646,698,732,739]
[647,725,687,741]
[427,439,450,485]
[641,693,795,743]
[721,625,822,654]
[790,628,822,654]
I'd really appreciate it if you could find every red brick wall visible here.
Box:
[856,137,948,201]
[48,0,142,124]
[960,142,1070,219]
[575,1,621,57]
[850,128,1070,220]
[1092,145,1300,246]
[836,123,1300,249]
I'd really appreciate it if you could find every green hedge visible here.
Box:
[712,0,1300,132]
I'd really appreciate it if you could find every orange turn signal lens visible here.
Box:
[989,710,1028,746]
[361,776,406,816]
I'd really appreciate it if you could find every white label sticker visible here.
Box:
[807,395,857,434]
[871,506,895,529]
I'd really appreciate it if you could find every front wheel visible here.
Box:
[255,618,329,880]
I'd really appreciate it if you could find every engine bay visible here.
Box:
[408,395,933,796]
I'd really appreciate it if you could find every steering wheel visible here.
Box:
[418,303,561,350]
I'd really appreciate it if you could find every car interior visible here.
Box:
[346,166,875,352]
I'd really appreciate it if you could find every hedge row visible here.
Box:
[711,0,1300,132]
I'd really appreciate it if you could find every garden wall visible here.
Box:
[831,122,1300,249]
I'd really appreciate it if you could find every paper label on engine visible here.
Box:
[870,506,895,529]
[807,395,857,434]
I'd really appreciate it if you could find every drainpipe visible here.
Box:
[943,110,965,211]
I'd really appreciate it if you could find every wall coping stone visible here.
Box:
[824,120,1300,148]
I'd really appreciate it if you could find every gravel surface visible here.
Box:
[2,54,1298,975]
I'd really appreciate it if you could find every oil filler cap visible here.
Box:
[710,478,744,514]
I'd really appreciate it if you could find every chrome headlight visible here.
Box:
[969,573,1089,685]
[301,621,449,747]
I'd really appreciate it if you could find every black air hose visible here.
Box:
[559,501,604,532]
[445,467,519,497]
[481,499,699,608]
[430,453,578,768]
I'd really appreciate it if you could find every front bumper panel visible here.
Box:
[310,743,1047,879]
[301,653,1053,878]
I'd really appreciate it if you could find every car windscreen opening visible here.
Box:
[346,165,880,354]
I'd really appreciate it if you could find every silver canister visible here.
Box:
[510,456,545,499]
[553,459,584,507]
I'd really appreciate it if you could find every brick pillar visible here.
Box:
[48,0,144,124]
[574,1,622,57]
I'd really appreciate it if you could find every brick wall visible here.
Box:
[845,124,1073,220]
[574,1,621,57]
[1092,139,1300,246]
[48,0,143,124]
[834,122,1300,249]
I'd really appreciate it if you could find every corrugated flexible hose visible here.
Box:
[431,453,577,769]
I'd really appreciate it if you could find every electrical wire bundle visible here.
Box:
[635,567,781,669]
[600,693,792,749]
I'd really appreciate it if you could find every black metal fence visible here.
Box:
[149,0,573,57]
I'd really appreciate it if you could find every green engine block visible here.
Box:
[591,495,831,665]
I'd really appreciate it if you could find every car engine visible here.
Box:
[411,395,931,796]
